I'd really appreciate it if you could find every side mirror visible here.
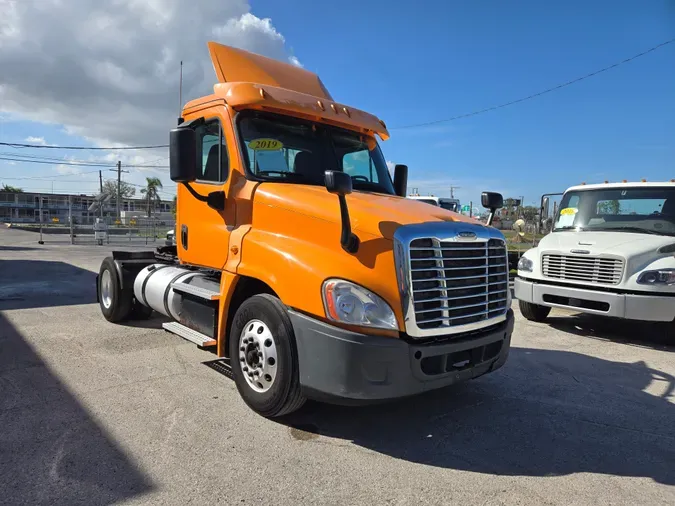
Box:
[541,196,550,220]
[481,191,503,227]
[393,164,408,198]
[325,170,353,196]
[170,127,198,183]
[481,191,503,210]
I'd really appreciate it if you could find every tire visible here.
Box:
[662,320,675,344]
[229,294,306,418]
[98,257,133,323]
[519,300,551,322]
[131,301,153,320]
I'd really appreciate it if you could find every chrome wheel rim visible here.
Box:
[238,319,277,393]
[100,269,113,309]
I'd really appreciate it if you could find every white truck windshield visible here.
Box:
[554,187,675,236]
[438,199,459,212]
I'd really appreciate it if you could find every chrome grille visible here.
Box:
[542,254,623,285]
[406,237,509,335]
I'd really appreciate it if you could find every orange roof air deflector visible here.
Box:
[207,41,333,100]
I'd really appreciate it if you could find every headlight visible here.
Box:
[518,256,533,272]
[637,269,675,285]
[322,279,398,330]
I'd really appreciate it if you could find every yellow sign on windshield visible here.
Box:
[560,208,578,216]
[249,138,283,151]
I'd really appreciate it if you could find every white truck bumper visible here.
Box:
[514,277,675,322]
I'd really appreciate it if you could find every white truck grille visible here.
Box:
[542,254,623,285]
[408,238,509,333]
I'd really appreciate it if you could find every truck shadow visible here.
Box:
[0,245,40,251]
[0,260,97,310]
[546,314,674,351]
[0,312,154,505]
[282,346,674,484]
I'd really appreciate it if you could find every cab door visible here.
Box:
[177,106,236,270]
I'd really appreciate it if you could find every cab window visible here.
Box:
[195,119,229,182]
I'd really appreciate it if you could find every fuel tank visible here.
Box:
[133,264,220,320]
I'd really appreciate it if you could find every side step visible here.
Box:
[171,281,220,301]
[162,322,217,347]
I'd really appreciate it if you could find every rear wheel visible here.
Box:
[229,294,305,418]
[131,301,153,320]
[519,300,551,322]
[98,257,133,323]
[663,320,675,343]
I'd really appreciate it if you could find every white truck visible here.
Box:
[514,181,675,334]
[407,195,460,213]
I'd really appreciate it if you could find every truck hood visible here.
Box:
[538,230,675,257]
[255,183,484,240]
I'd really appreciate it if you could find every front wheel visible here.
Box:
[229,294,306,418]
[519,300,551,322]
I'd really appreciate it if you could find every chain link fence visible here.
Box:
[8,216,175,247]
[71,216,175,246]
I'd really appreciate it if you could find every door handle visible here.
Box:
[181,224,188,250]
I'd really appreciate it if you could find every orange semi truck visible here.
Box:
[96,42,513,417]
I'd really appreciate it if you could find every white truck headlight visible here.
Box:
[322,279,398,330]
[637,269,675,285]
[517,256,533,272]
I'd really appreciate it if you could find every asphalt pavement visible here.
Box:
[1,226,673,505]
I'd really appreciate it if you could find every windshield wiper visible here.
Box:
[553,226,582,232]
[587,226,675,236]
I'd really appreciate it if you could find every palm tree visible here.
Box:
[140,177,163,217]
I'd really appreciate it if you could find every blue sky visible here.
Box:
[1,0,674,208]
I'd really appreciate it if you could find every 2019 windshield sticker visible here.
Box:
[249,138,283,151]
[557,207,578,227]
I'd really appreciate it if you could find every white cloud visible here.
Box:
[0,1,302,149]
[386,160,395,177]
[24,136,46,145]
[55,164,83,176]
[288,56,303,68]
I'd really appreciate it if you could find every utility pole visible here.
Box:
[38,195,44,245]
[109,161,129,221]
[450,185,461,199]
[99,170,103,193]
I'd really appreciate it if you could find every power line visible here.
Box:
[0,141,169,150]
[0,156,116,168]
[0,169,102,180]
[125,164,170,169]
[0,178,100,183]
[0,151,108,164]
[391,37,675,130]
[0,153,169,169]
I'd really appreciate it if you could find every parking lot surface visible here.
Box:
[1,226,673,505]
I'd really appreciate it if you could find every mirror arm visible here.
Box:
[486,209,496,227]
[178,116,205,130]
[182,182,208,202]
[182,182,225,212]
[338,195,359,253]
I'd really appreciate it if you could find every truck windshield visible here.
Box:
[237,111,395,195]
[553,186,675,236]
[415,198,438,206]
[439,199,458,212]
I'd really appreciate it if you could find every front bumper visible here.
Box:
[288,309,514,404]
[514,277,675,322]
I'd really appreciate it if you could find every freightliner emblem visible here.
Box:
[458,231,477,239]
